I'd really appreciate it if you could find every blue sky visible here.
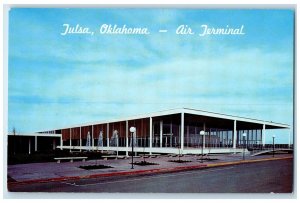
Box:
[8,8,294,144]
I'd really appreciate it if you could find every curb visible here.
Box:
[8,156,292,186]
[206,156,292,168]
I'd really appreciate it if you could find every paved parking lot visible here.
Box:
[7,153,292,184]
[7,157,293,194]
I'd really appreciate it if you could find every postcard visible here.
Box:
[5,6,295,197]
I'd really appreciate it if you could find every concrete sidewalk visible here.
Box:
[7,153,293,185]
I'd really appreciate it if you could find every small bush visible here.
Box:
[79,164,113,170]
[197,158,218,161]
[131,161,159,166]
[168,160,192,163]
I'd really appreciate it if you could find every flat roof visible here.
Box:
[38,107,290,132]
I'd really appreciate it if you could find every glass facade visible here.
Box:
[151,113,263,149]
[152,114,181,148]
[237,129,262,148]
[58,112,284,151]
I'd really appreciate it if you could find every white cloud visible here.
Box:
[9,46,293,134]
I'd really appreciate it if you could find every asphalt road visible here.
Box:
[8,159,293,193]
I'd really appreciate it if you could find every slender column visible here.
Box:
[126,120,129,156]
[186,125,189,147]
[92,125,94,150]
[227,131,229,147]
[160,120,163,148]
[255,129,258,146]
[107,123,110,147]
[219,131,222,147]
[60,135,63,150]
[69,128,72,152]
[236,130,239,146]
[288,129,291,148]
[180,112,184,150]
[221,131,224,147]
[170,121,173,147]
[203,123,206,149]
[28,138,31,154]
[247,130,250,147]
[149,117,152,155]
[209,128,212,148]
[216,130,219,148]
[79,127,82,152]
[35,136,37,152]
[262,124,266,147]
[233,120,237,149]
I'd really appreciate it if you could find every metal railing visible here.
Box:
[246,144,293,155]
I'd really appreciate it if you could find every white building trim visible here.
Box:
[37,107,289,132]
[180,112,184,150]
[149,117,153,155]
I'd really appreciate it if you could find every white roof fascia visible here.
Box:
[40,108,182,131]
[182,108,290,128]
[37,107,289,131]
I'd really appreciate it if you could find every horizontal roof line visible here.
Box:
[182,107,289,127]
[37,107,290,132]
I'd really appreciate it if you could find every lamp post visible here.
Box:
[272,135,276,158]
[242,133,247,160]
[200,130,205,163]
[130,127,136,169]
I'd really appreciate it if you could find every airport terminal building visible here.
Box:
[8,108,290,155]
